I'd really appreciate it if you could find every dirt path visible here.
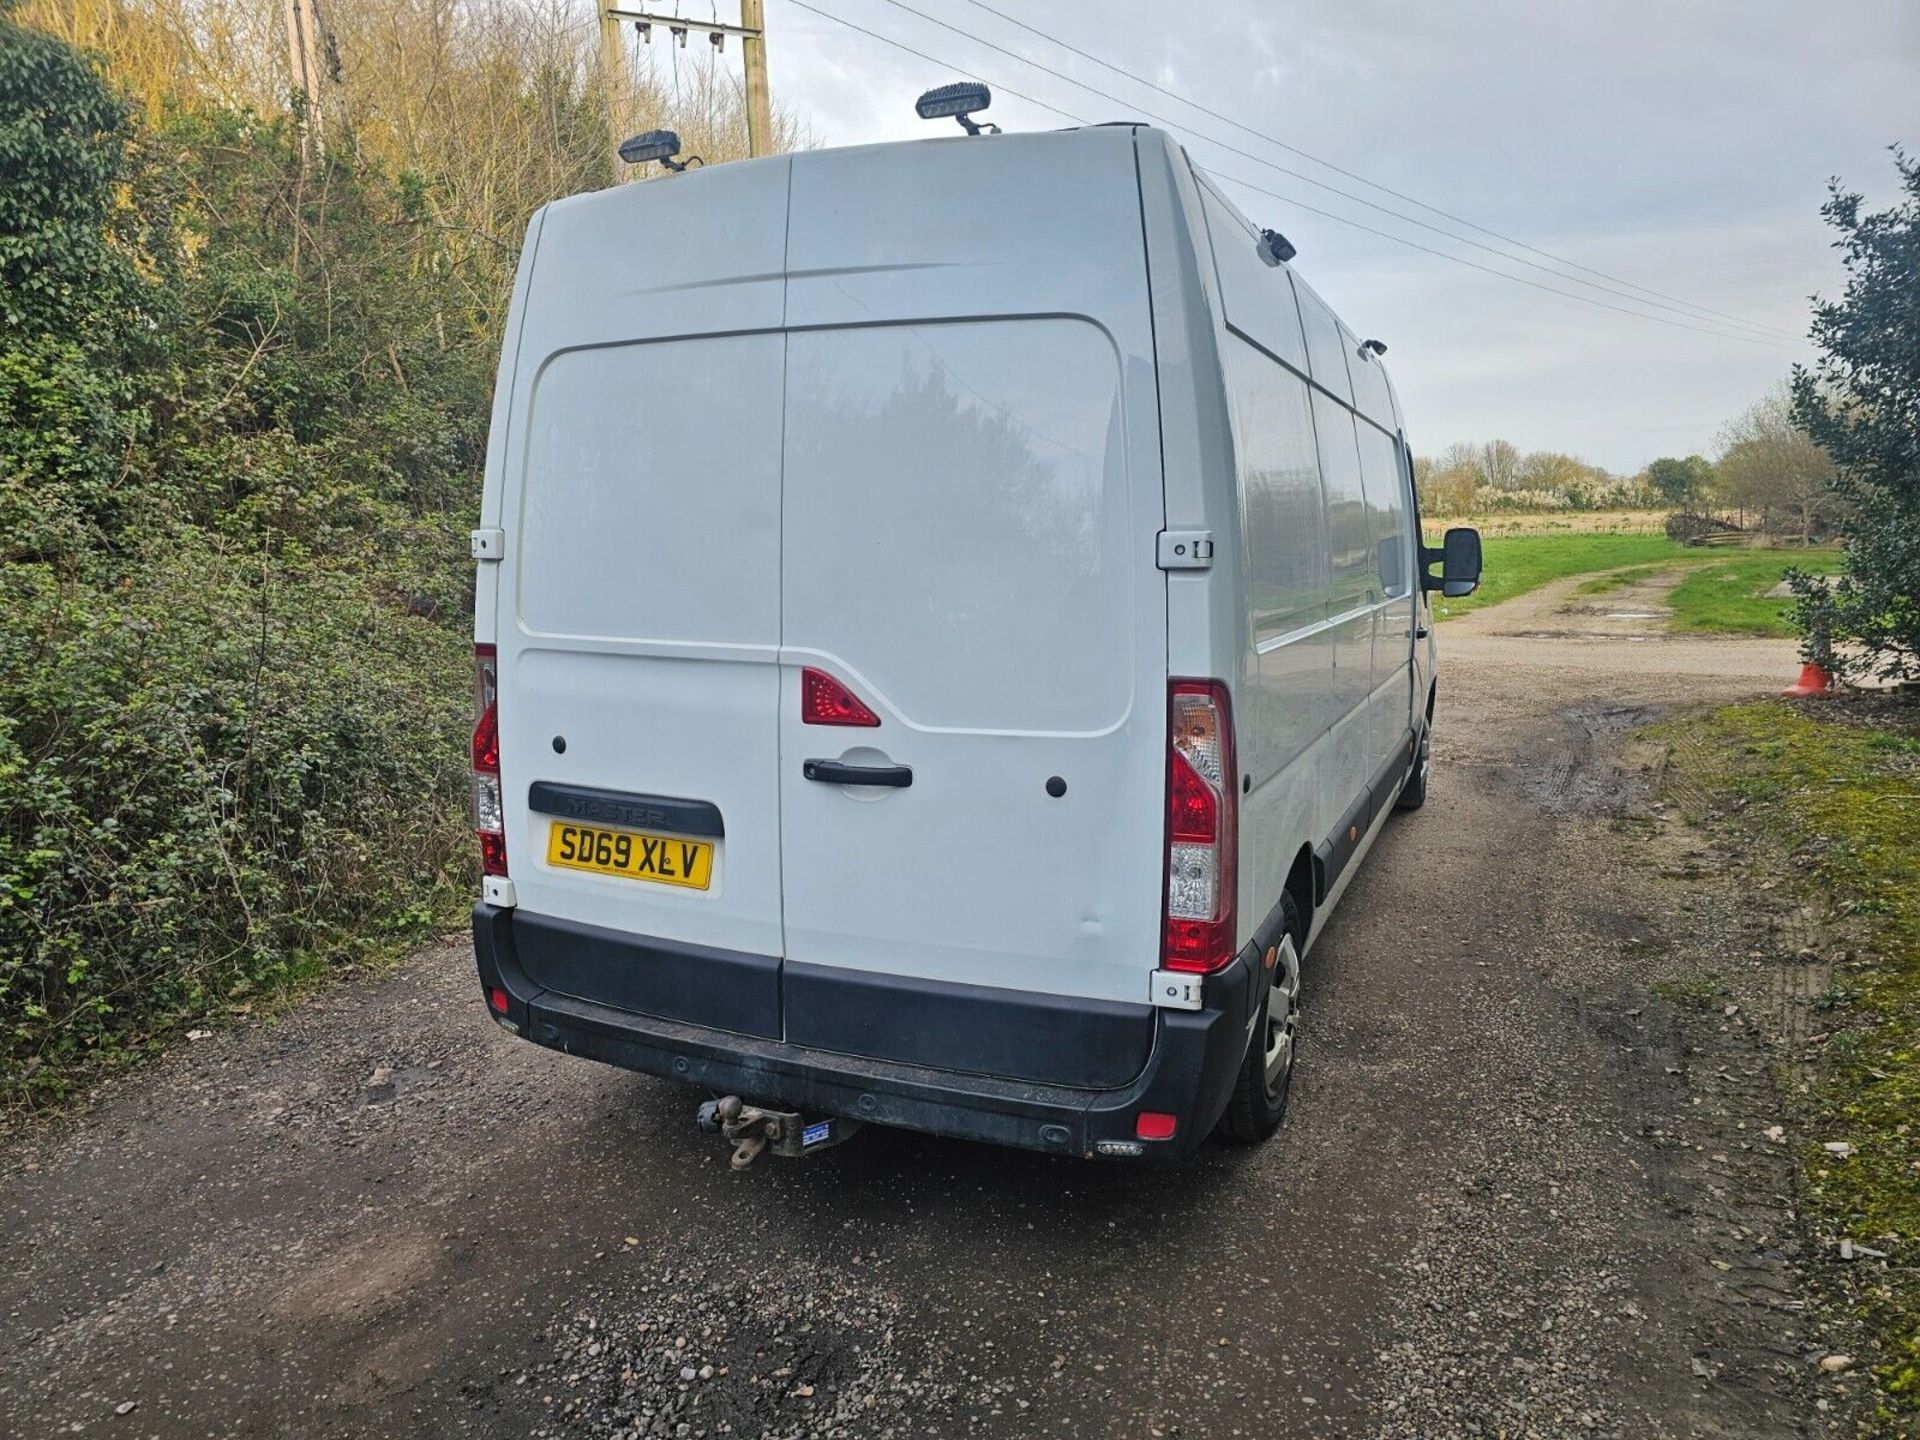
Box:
[0,589,1835,1440]
[1445,566,1799,681]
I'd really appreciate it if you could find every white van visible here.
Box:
[470,101,1481,1163]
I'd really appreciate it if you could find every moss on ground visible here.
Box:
[1659,698,1920,1422]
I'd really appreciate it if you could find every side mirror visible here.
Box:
[1421,526,1482,598]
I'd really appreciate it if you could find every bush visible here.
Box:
[1789,148,1920,683]
[0,539,469,1090]
[0,16,486,1103]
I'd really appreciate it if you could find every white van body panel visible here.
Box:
[475,124,1436,1129]
[777,132,1168,1005]
[485,157,795,960]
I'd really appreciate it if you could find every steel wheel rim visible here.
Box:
[1262,936,1301,1099]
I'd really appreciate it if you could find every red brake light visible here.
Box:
[1136,1111,1178,1141]
[1162,680,1236,974]
[1168,750,1216,841]
[801,667,880,727]
[486,985,510,1016]
[473,644,507,878]
[471,704,500,773]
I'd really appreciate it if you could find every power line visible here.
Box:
[863,0,1798,344]
[1203,169,1794,348]
[950,0,1802,342]
[782,0,1795,351]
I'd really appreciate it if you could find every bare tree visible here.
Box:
[1478,438,1521,492]
[22,0,810,351]
[1715,384,1837,543]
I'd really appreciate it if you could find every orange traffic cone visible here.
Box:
[1782,663,1835,697]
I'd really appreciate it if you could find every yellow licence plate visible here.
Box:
[546,821,713,890]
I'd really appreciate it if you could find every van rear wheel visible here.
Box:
[1216,893,1303,1143]
[1395,725,1431,812]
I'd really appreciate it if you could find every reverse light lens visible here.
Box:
[473,773,505,834]
[801,667,881,727]
[1166,843,1217,920]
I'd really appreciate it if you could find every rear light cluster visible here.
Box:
[473,644,507,877]
[801,666,880,727]
[1161,679,1236,973]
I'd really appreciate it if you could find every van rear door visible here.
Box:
[492,161,792,1035]
[775,135,1168,1065]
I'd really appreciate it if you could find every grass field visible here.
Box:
[1429,532,1692,620]
[1665,548,1844,637]
[1429,530,1842,636]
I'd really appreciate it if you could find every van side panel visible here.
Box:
[1187,172,1341,933]
[1135,134,1257,942]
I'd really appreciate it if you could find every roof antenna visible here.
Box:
[916,82,999,135]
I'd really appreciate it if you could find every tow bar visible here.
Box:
[695,1095,863,1170]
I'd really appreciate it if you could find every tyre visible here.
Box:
[1395,725,1430,812]
[1216,891,1304,1143]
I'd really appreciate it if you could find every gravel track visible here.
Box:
[1,573,1850,1438]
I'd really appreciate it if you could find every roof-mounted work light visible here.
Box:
[916,82,998,135]
[1258,227,1297,265]
[1362,338,1388,358]
[618,129,699,172]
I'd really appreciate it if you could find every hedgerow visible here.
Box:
[0,14,485,1102]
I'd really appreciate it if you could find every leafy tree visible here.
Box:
[1645,455,1716,511]
[0,9,158,563]
[0,19,479,1100]
[1788,147,1920,682]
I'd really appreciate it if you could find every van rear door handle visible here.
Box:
[803,759,913,788]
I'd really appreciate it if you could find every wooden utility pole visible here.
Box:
[602,7,772,162]
[599,6,632,171]
[740,0,772,158]
[281,0,326,155]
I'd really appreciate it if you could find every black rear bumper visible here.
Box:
[472,904,1267,1160]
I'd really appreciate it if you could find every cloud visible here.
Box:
[761,0,1912,468]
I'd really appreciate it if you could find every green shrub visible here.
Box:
[0,536,470,1094]
[0,16,490,1103]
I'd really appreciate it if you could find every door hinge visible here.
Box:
[470,527,505,562]
[1157,530,1214,570]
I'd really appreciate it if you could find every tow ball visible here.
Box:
[695,1095,862,1170]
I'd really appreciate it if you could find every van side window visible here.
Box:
[1355,418,1411,598]
[1344,325,1395,430]
[1222,337,1328,640]
[1195,179,1309,374]
[1309,389,1372,610]
[1294,281,1354,406]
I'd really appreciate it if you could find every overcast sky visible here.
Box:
[742,0,1917,473]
